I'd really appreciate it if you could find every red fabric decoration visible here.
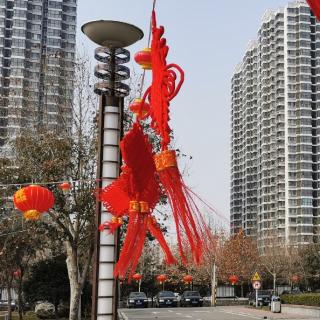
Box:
[98,123,175,278]
[141,10,184,151]
[307,0,320,20]
[13,185,55,220]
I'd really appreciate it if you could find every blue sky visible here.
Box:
[77,0,293,224]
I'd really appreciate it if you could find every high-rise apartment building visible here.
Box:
[0,0,76,153]
[231,0,320,248]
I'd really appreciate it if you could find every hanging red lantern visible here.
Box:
[129,98,150,118]
[183,275,193,283]
[13,185,55,220]
[58,182,71,193]
[132,273,142,282]
[156,274,167,284]
[229,275,238,285]
[13,270,21,279]
[291,274,300,283]
[134,48,152,70]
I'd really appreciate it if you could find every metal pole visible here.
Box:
[255,289,258,308]
[91,93,123,320]
[211,261,216,307]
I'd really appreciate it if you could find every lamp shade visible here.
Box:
[81,20,143,48]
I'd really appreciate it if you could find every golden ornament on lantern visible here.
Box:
[129,98,150,118]
[58,182,71,193]
[13,185,55,221]
[134,47,152,70]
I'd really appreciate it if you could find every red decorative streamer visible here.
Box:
[307,0,320,20]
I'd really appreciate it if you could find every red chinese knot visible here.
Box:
[132,273,142,281]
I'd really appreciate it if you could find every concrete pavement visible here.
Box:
[119,306,318,320]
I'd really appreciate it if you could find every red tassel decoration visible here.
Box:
[148,216,177,265]
[98,216,123,234]
[154,150,204,265]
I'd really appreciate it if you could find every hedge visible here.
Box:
[281,293,320,307]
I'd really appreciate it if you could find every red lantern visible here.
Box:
[13,270,21,279]
[58,182,71,193]
[132,273,142,282]
[229,275,238,285]
[13,185,55,220]
[183,275,193,283]
[129,98,150,118]
[291,275,300,283]
[156,274,167,284]
[134,48,152,70]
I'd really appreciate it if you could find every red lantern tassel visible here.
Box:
[127,216,149,280]
[114,205,141,278]
[147,216,176,265]
[154,150,204,265]
[99,216,123,234]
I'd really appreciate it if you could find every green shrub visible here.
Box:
[281,293,320,307]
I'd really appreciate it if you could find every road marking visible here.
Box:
[176,313,182,315]
[185,316,192,318]
[219,310,261,319]
[152,311,158,314]
[167,310,173,312]
[194,311,209,313]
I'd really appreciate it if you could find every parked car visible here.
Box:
[155,291,178,308]
[180,291,203,307]
[126,292,148,308]
[0,300,16,311]
[248,290,271,306]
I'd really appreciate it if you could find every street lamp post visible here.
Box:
[82,20,143,320]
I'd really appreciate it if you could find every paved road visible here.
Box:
[119,306,317,320]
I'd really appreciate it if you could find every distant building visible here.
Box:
[0,0,76,154]
[231,0,319,248]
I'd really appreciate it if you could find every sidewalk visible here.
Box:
[221,306,317,319]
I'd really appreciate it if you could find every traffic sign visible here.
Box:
[252,272,261,282]
[253,281,261,290]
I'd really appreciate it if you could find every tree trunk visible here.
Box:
[18,278,23,320]
[65,241,81,320]
[7,283,12,320]
[273,273,276,294]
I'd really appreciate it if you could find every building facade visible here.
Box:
[0,0,76,153]
[231,0,320,248]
